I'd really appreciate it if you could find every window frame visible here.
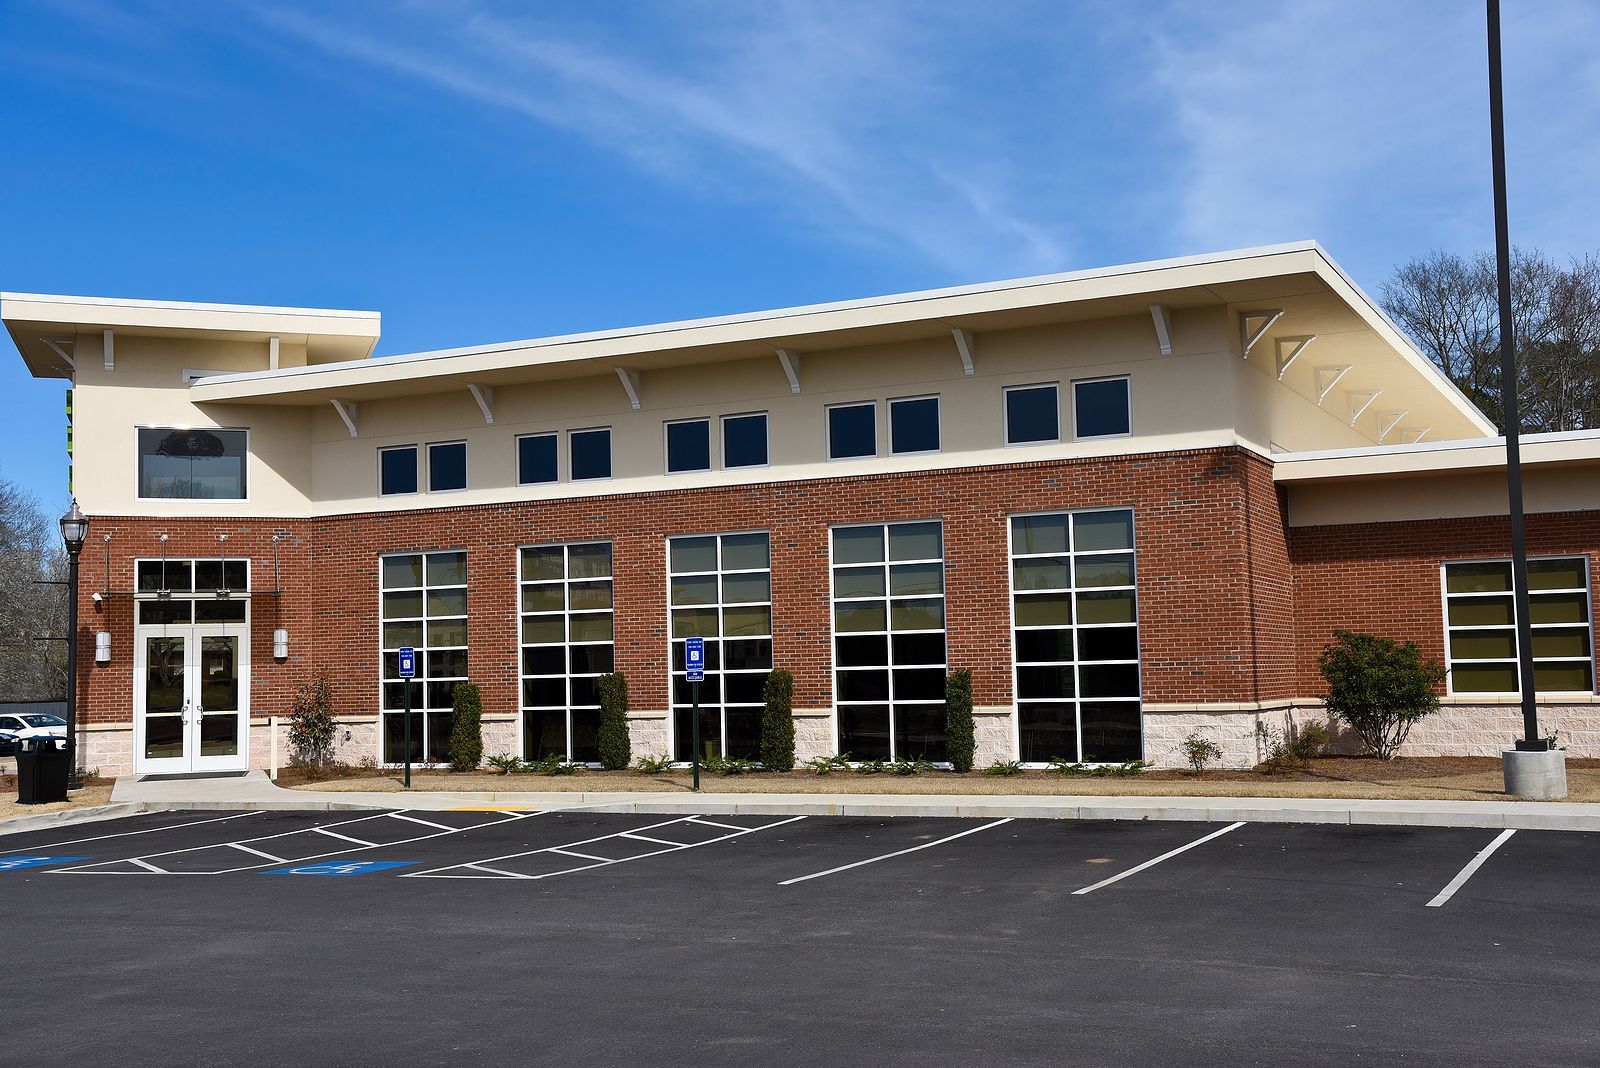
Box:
[887,394,942,456]
[1007,507,1142,766]
[518,540,615,765]
[515,432,560,486]
[1440,555,1596,697]
[425,440,469,494]
[568,426,613,483]
[1003,382,1062,447]
[377,444,421,498]
[378,550,469,766]
[721,411,770,470]
[664,417,714,475]
[825,401,879,462]
[1071,374,1133,441]
[135,425,250,502]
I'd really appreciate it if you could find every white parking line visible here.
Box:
[313,827,378,847]
[385,813,456,831]
[411,815,806,880]
[0,811,263,855]
[227,843,288,862]
[1427,829,1516,908]
[1071,822,1247,895]
[779,818,1014,886]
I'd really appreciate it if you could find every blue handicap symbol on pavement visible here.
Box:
[0,856,84,872]
[263,860,416,877]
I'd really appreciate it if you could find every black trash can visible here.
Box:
[16,736,69,804]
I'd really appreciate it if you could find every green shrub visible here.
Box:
[287,673,337,767]
[1180,729,1223,775]
[597,672,631,770]
[945,668,976,773]
[889,758,935,776]
[525,754,579,775]
[760,669,797,771]
[1048,758,1148,778]
[486,752,522,775]
[1317,629,1446,759]
[983,759,1024,776]
[853,759,890,775]
[805,753,852,776]
[447,683,483,772]
[701,754,758,775]
[635,753,674,774]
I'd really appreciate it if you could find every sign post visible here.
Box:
[398,646,416,788]
[685,637,705,792]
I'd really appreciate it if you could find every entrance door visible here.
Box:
[135,625,250,774]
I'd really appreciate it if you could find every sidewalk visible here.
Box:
[96,770,1600,831]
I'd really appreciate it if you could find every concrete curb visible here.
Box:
[101,772,1600,831]
[0,802,151,837]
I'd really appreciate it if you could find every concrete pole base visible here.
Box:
[1503,748,1567,800]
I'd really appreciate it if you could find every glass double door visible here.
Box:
[135,625,249,773]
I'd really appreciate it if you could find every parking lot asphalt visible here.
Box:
[6,809,1599,1067]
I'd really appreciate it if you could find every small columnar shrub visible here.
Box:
[447,683,483,772]
[760,669,797,772]
[945,669,976,773]
[287,673,337,767]
[597,672,631,770]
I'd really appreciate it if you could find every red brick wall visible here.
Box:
[1289,510,1600,694]
[75,446,1284,732]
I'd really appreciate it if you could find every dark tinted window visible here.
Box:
[828,403,876,460]
[428,442,467,492]
[379,446,418,496]
[570,428,612,480]
[1006,384,1059,444]
[138,427,247,499]
[1074,378,1131,438]
[890,397,940,454]
[518,434,558,485]
[723,413,768,468]
[666,420,711,473]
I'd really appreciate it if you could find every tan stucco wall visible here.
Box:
[1286,465,1600,526]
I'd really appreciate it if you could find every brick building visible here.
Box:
[5,242,1596,777]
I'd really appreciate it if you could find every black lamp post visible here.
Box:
[59,499,88,790]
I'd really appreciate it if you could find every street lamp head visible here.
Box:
[59,499,89,557]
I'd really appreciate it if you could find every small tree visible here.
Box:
[1318,629,1446,760]
[945,668,976,773]
[1181,729,1223,775]
[447,683,483,772]
[287,673,336,767]
[597,672,631,770]
[760,669,796,772]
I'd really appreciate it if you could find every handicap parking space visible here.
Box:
[0,809,264,858]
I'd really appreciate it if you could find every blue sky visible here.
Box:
[2,0,1597,512]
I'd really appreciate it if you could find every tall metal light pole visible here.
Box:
[58,499,89,789]
[1486,0,1544,751]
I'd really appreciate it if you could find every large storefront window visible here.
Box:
[831,522,947,762]
[137,427,247,500]
[1444,557,1595,694]
[1010,510,1141,763]
[520,542,614,763]
[669,532,773,761]
[380,551,467,764]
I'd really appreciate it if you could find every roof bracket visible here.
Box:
[330,398,358,438]
[951,329,976,376]
[1274,335,1316,380]
[1314,365,1352,407]
[614,366,641,410]
[1375,410,1408,443]
[103,328,115,372]
[268,336,280,371]
[1148,304,1173,356]
[1348,388,1381,427]
[774,348,802,393]
[41,337,75,372]
[1403,426,1431,444]
[467,383,495,425]
[1239,309,1284,358]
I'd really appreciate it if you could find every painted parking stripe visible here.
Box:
[384,813,456,831]
[54,809,538,876]
[1071,822,1247,895]
[779,818,1015,886]
[0,855,86,872]
[264,860,417,877]
[1426,829,1517,908]
[312,827,379,847]
[411,815,806,880]
[0,811,262,856]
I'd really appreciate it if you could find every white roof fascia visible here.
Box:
[1273,427,1600,481]
[1,291,380,322]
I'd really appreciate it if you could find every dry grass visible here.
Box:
[282,757,1600,803]
[0,776,116,821]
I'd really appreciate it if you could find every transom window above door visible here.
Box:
[135,558,250,625]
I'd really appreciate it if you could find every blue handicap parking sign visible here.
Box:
[397,647,416,679]
[0,856,84,872]
[685,636,705,683]
[263,860,416,877]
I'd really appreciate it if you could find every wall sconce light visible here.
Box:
[273,628,289,660]
[95,632,111,663]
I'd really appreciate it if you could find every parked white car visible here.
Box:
[0,713,66,747]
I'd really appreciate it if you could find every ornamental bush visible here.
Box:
[597,672,631,770]
[1317,629,1446,760]
[760,668,797,772]
[287,673,336,767]
[945,668,976,773]
[447,683,483,772]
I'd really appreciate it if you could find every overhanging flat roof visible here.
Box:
[1273,428,1600,481]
